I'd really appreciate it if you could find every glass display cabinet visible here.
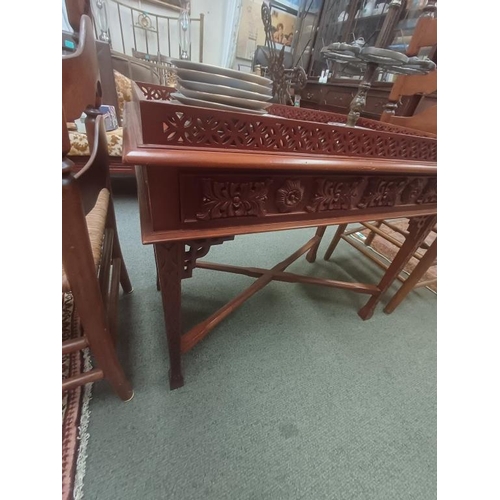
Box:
[293,0,436,119]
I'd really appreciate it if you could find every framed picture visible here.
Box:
[270,6,297,47]
[236,0,299,60]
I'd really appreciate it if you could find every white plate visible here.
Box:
[180,79,274,102]
[174,68,273,95]
[168,58,272,87]
[171,92,268,115]
[178,86,273,110]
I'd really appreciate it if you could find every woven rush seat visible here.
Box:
[62,188,110,292]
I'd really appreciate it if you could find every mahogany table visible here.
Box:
[122,82,437,389]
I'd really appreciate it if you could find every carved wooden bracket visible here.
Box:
[183,236,235,278]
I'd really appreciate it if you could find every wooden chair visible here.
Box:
[62,13,133,400]
[309,12,437,312]
[380,14,437,134]
[321,220,437,313]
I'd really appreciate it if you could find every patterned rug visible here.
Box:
[62,293,93,500]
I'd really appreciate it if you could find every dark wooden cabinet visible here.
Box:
[300,79,436,120]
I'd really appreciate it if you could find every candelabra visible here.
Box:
[178,0,191,60]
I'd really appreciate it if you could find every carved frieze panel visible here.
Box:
[181,173,436,226]
[357,178,408,209]
[401,178,426,204]
[417,178,437,204]
[400,178,437,205]
[196,179,272,221]
[306,178,362,213]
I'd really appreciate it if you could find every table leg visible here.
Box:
[358,215,437,320]
[154,242,184,390]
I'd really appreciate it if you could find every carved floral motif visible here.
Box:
[357,178,408,209]
[306,178,362,213]
[196,179,271,221]
[400,178,437,205]
[401,178,426,204]
[417,178,437,204]
[276,180,305,212]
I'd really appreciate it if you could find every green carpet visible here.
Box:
[83,179,436,500]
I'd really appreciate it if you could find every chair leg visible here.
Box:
[82,317,134,401]
[108,201,133,294]
[155,242,184,390]
[71,280,133,400]
[306,226,327,263]
[384,238,437,314]
[70,264,133,401]
[118,248,133,293]
[364,220,382,246]
[324,224,348,261]
[153,246,161,291]
[358,215,437,320]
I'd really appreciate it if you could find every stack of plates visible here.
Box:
[168,59,274,115]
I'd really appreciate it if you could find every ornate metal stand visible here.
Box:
[261,2,307,105]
